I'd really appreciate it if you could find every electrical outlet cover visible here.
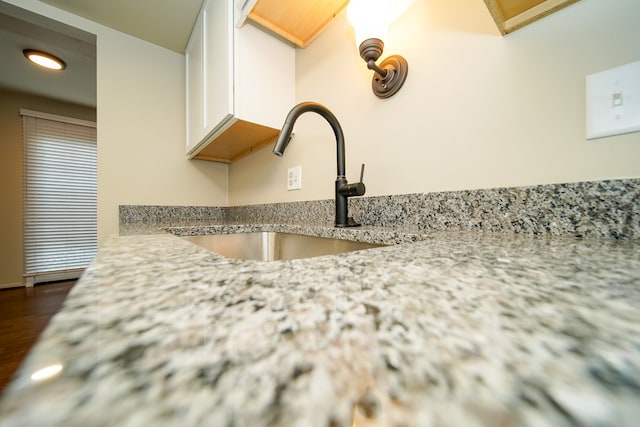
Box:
[586,60,640,139]
[287,166,302,191]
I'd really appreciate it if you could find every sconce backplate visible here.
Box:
[372,55,408,99]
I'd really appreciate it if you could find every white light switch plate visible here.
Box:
[586,60,640,139]
[287,166,301,191]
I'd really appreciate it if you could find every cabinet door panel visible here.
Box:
[235,22,294,128]
[186,16,204,152]
[204,0,234,131]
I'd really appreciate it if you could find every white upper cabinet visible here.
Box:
[185,0,295,163]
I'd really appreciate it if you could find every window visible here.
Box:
[21,109,97,285]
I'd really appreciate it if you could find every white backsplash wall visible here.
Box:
[229,0,640,206]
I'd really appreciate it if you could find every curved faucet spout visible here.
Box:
[273,102,346,177]
[273,102,365,228]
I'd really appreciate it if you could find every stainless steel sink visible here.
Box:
[182,232,385,261]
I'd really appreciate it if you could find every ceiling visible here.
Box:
[0,0,204,108]
[0,1,96,107]
[38,0,205,53]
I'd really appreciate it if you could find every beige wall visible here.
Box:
[0,88,96,288]
[229,0,640,205]
[5,0,228,249]
[95,27,228,243]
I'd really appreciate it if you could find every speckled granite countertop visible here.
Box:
[1,223,640,426]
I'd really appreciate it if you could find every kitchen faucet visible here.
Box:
[273,102,366,227]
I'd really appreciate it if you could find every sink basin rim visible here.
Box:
[182,231,385,261]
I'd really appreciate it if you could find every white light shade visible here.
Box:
[347,0,414,46]
[347,0,389,46]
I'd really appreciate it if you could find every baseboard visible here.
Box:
[0,282,25,290]
[24,269,84,286]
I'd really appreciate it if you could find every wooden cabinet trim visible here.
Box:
[483,0,581,35]
[241,0,350,48]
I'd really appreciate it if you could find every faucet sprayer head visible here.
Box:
[272,132,291,156]
[273,116,296,156]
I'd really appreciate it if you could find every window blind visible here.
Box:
[22,110,97,284]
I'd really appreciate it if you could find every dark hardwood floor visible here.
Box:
[0,280,75,394]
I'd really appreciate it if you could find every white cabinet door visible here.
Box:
[203,0,233,132]
[234,21,294,128]
[185,14,204,153]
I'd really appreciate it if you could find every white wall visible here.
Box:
[229,0,640,206]
[5,0,228,245]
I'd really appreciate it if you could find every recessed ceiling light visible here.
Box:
[23,49,66,70]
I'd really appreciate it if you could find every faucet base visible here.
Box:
[335,217,361,228]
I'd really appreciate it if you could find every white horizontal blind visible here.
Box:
[22,110,97,282]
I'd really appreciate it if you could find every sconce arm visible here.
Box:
[367,59,388,78]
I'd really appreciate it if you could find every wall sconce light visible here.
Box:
[23,49,66,71]
[347,0,410,99]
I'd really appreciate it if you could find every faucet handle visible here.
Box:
[338,163,366,197]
